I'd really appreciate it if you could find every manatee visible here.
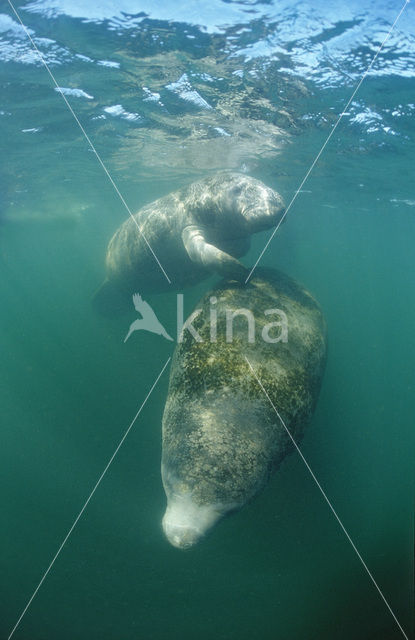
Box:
[93,173,285,314]
[161,268,327,549]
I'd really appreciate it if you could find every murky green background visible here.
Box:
[0,1,413,638]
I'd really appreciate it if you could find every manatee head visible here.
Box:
[161,461,240,550]
[215,173,285,233]
[190,173,285,237]
[161,489,230,550]
[240,176,285,232]
[161,390,268,550]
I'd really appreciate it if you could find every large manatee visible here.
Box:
[93,173,284,313]
[161,268,327,549]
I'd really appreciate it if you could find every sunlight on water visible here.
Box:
[0,1,414,639]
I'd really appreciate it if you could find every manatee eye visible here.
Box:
[230,184,243,197]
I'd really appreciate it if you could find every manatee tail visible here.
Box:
[92,279,130,316]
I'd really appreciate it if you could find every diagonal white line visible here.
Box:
[6,0,171,285]
[7,356,171,640]
[245,0,411,283]
[244,356,409,640]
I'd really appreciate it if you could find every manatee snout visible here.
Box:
[162,493,225,550]
[162,516,201,550]
[241,183,286,232]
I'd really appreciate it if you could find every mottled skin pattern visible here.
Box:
[162,268,327,548]
[93,173,284,313]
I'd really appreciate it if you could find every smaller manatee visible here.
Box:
[93,173,285,314]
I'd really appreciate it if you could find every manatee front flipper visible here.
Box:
[182,226,248,281]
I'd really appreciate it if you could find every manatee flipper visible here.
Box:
[182,226,248,281]
[92,278,130,316]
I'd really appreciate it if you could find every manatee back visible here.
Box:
[162,268,327,507]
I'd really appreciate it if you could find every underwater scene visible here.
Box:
[0,0,414,638]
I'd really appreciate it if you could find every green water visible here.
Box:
[1,2,414,639]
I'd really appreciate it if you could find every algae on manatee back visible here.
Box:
[161,268,327,549]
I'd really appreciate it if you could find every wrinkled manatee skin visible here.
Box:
[161,268,327,548]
